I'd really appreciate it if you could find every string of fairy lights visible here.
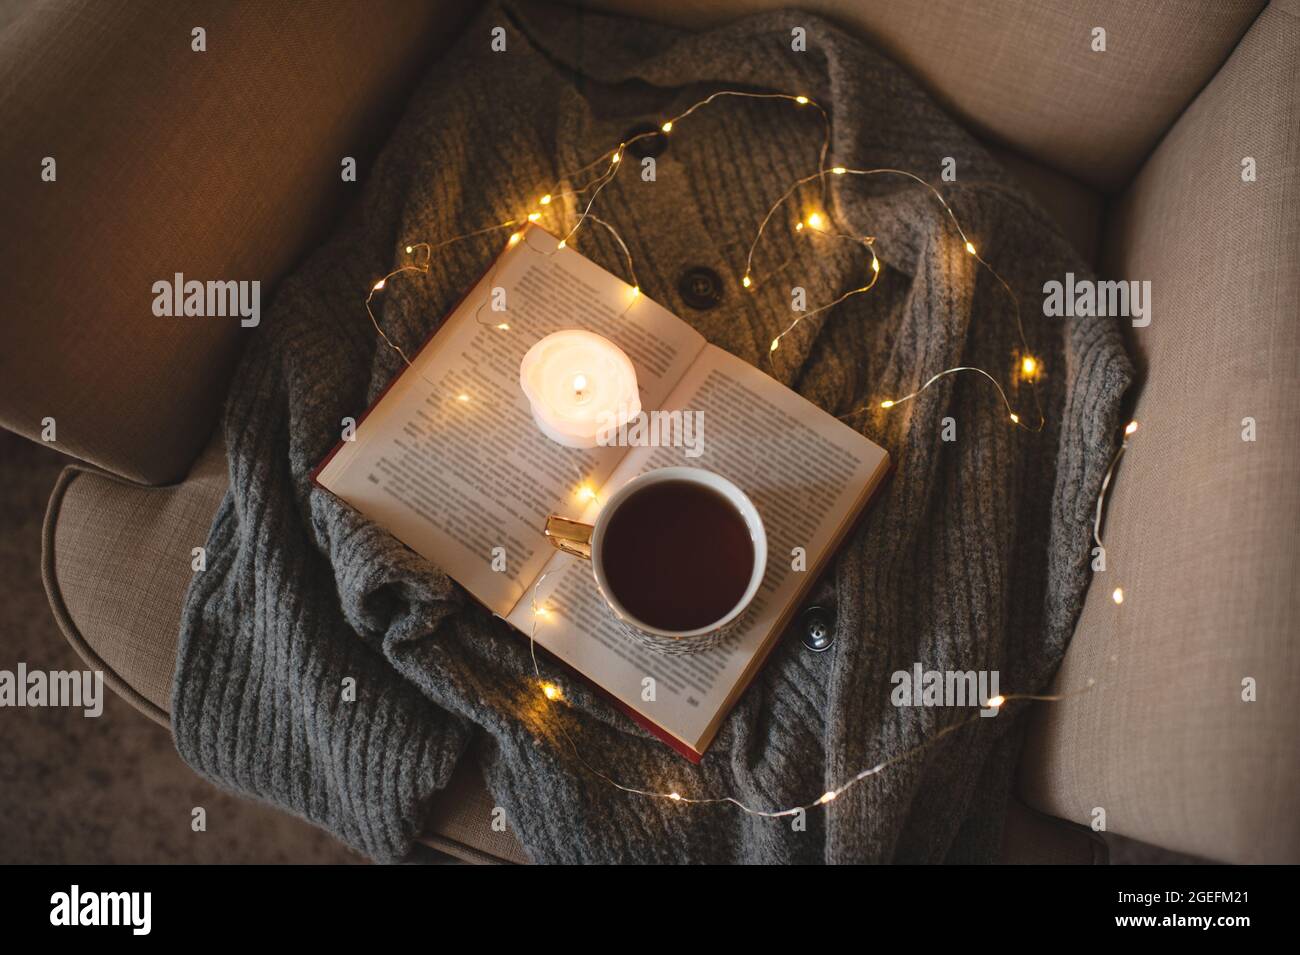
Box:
[1097,420,1140,607]
[361,87,1139,819]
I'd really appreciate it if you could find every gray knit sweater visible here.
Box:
[174,1,1131,863]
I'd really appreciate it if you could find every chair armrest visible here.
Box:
[0,0,475,483]
[1019,0,1300,864]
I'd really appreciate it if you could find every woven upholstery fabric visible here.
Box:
[985,146,1101,265]
[0,0,475,484]
[422,748,532,864]
[1019,0,1300,864]
[581,0,1266,190]
[43,434,230,723]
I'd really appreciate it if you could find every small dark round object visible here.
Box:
[677,266,725,310]
[799,605,835,652]
[623,122,668,160]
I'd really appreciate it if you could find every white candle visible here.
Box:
[519,330,640,448]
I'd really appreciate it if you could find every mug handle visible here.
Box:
[544,515,594,560]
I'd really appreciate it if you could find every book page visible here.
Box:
[316,225,706,616]
[507,344,889,750]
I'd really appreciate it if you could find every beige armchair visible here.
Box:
[6,0,1296,863]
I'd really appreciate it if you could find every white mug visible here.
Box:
[544,467,768,652]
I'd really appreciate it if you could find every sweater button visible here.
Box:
[677,266,724,310]
[799,605,835,652]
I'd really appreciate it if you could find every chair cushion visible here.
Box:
[1001,800,1106,865]
[423,747,532,864]
[43,432,230,724]
[1019,0,1300,865]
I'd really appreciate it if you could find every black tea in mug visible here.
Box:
[599,480,756,632]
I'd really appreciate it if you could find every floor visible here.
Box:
[0,431,361,864]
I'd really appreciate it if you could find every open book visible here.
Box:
[315,225,890,759]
